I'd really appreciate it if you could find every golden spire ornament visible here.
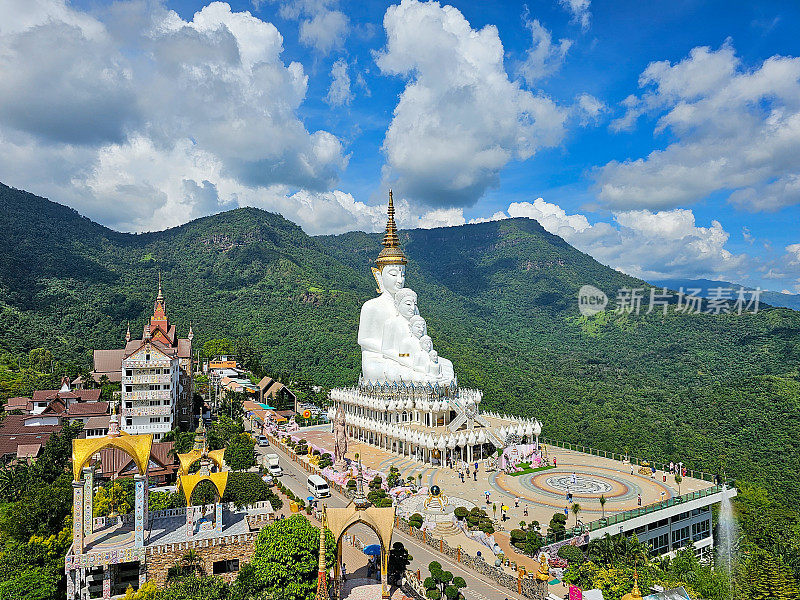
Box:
[375,190,407,269]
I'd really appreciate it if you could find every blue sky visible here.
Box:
[1,0,799,292]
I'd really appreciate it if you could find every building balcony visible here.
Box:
[124,359,172,368]
[121,422,172,434]
[124,390,173,401]
[122,373,172,384]
[122,405,172,417]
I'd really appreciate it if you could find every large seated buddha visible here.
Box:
[357,193,455,384]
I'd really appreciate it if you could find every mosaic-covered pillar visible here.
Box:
[138,559,147,588]
[66,568,75,599]
[72,480,84,554]
[214,502,223,534]
[82,467,94,536]
[186,505,194,539]
[134,474,146,547]
[102,565,111,600]
[380,545,390,599]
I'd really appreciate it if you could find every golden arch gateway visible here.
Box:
[71,431,154,553]
[324,503,396,600]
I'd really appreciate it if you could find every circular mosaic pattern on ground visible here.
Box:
[526,470,631,500]
[545,474,614,495]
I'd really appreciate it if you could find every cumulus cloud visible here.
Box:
[517,18,571,86]
[597,42,800,212]
[485,198,748,281]
[0,0,353,232]
[274,0,348,54]
[376,0,566,208]
[326,58,353,106]
[559,0,591,31]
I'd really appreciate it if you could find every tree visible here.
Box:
[388,541,412,585]
[94,482,133,517]
[163,429,196,457]
[167,550,205,580]
[202,339,233,360]
[208,415,244,450]
[222,472,282,510]
[558,544,584,566]
[599,494,607,518]
[224,433,256,471]
[249,514,335,600]
[571,502,581,527]
[675,473,683,496]
[220,390,246,422]
[424,561,466,600]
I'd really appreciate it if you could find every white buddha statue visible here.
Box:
[357,192,456,383]
[381,288,420,381]
[358,192,407,381]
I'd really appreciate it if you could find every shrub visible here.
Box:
[557,544,584,565]
[510,529,526,543]
[453,507,468,519]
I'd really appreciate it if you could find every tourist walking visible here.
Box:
[637,493,642,507]
[571,472,577,485]
[553,457,557,467]
[524,505,529,517]
[515,497,520,508]
[473,469,477,481]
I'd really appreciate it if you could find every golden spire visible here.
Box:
[157,272,163,301]
[375,190,407,269]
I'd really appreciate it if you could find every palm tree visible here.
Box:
[599,494,607,518]
[571,502,581,527]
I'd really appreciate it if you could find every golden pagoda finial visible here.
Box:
[621,570,643,600]
[375,190,407,269]
[157,272,163,301]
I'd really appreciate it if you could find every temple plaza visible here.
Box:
[273,422,730,561]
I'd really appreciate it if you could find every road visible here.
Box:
[255,439,533,600]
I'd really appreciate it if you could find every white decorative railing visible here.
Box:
[122,373,172,384]
[124,390,172,401]
[121,423,172,434]
[122,405,172,417]
[124,359,172,368]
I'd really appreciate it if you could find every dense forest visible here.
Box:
[1,182,800,595]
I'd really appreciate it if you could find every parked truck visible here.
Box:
[265,453,283,477]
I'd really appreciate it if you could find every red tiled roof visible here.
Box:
[93,349,125,375]
[0,415,61,457]
[16,444,41,458]
[65,401,109,417]
[84,415,111,430]
[95,441,177,477]
[31,389,102,403]
[5,397,31,411]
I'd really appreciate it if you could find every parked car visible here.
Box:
[257,435,270,447]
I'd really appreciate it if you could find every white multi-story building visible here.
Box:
[94,281,194,439]
[121,341,179,438]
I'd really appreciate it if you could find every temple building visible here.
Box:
[93,280,195,438]
[329,194,540,465]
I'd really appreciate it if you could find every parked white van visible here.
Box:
[307,474,330,498]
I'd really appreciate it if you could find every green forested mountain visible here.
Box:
[2,182,800,511]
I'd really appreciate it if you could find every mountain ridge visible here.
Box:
[1,182,799,505]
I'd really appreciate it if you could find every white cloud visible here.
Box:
[518,18,571,86]
[0,0,352,233]
[484,198,748,281]
[326,58,353,106]
[597,42,800,212]
[573,93,606,126]
[274,0,348,54]
[559,0,591,31]
[376,0,566,208]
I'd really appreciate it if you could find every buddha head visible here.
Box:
[409,315,427,338]
[394,288,418,319]
[375,263,405,295]
[420,335,433,353]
